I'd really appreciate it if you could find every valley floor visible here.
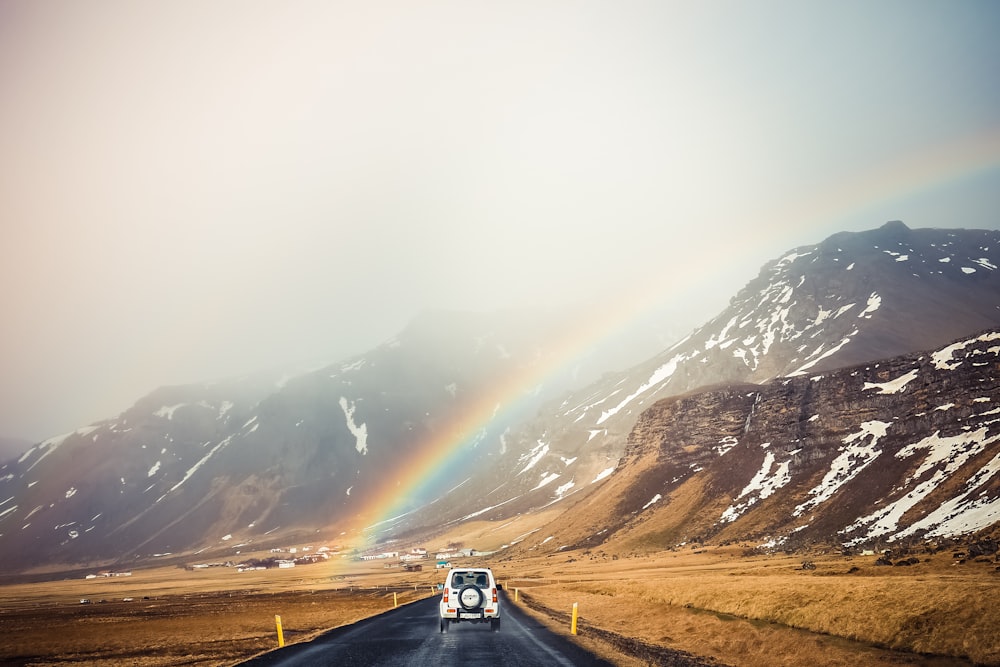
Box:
[0,546,996,666]
[491,547,997,667]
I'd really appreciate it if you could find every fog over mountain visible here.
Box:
[2,222,999,572]
[0,437,32,464]
[2,2,999,442]
[425,222,1000,528]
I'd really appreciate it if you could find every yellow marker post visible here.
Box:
[571,602,578,635]
[393,592,398,608]
[514,588,519,602]
[275,615,285,647]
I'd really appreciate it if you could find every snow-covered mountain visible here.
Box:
[2,221,999,571]
[0,309,603,570]
[432,221,1000,526]
[504,328,1000,555]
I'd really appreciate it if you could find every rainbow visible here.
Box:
[342,126,1000,548]
[346,300,642,540]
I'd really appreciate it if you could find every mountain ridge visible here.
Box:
[2,221,999,572]
[428,221,1000,530]
[499,327,1000,557]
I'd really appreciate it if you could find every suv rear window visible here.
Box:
[451,572,489,587]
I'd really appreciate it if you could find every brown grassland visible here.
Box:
[0,517,997,666]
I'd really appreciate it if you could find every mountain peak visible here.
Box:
[879,219,910,233]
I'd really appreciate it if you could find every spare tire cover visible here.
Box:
[458,585,484,610]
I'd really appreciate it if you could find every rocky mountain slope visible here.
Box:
[0,310,595,570]
[506,328,1000,555]
[2,221,998,571]
[435,221,1000,527]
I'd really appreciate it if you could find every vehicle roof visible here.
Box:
[447,567,492,573]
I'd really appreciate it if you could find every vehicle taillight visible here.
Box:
[492,588,498,603]
[443,590,449,603]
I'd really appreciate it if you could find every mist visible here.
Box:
[2,0,999,441]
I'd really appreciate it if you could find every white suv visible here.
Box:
[439,567,501,632]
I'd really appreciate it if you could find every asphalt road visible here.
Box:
[239,592,614,667]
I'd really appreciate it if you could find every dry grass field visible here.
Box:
[0,530,997,666]
[0,558,438,666]
[492,547,998,667]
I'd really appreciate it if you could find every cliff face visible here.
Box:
[447,223,1000,526]
[510,329,1000,554]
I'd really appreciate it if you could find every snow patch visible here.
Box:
[931,331,1000,370]
[518,441,549,475]
[863,368,919,395]
[339,397,369,455]
[592,467,615,483]
[155,404,186,419]
[715,436,738,456]
[554,480,575,498]
[846,429,999,543]
[157,435,235,501]
[597,353,689,425]
[794,421,891,517]
[857,292,881,319]
[534,473,560,490]
[788,330,858,375]
[720,451,792,523]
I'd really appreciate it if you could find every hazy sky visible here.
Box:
[2,0,999,441]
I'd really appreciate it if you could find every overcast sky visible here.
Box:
[2,0,999,441]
